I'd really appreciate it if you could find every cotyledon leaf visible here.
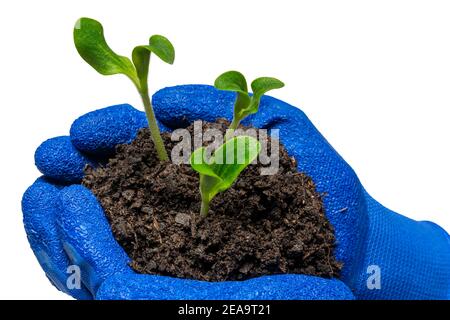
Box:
[190,136,261,212]
[74,17,138,83]
[132,35,175,90]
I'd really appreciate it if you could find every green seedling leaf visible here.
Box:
[214,71,251,125]
[190,136,261,216]
[74,18,138,84]
[251,77,285,99]
[214,71,284,132]
[246,77,285,115]
[74,17,173,161]
[190,147,221,180]
[132,35,175,91]
[148,35,175,64]
[214,71,248,94]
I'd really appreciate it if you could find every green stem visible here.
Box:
[225,118,240,141]
[200,198,210,217]
[140,92,169,161]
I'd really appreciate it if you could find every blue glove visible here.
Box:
[22,102,354,300]
[22,85,450,299]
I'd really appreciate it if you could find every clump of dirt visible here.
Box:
[82,119,342,281]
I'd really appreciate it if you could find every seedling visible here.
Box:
[74,17,174,161]
[190,136,261,217]
[214,71,284,140]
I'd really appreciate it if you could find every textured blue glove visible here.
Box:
[22,85,449,299]
[22,99,353,300]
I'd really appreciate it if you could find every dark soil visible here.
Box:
[82,119,342,281]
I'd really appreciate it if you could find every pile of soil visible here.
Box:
[82,120,342,281]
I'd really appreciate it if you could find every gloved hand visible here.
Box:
[22,85,449,300]
[22,101,354,300]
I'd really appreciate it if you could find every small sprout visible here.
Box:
[74,17,174,161]
[214,71,284,140]
[190,136,261,217]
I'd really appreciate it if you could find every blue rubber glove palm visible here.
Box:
[22,85,449,300]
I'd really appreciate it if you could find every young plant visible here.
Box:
[214,71,284,140]
[73,17,174,161]
[190,136,261,217]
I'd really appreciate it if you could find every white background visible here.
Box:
[0,0,449,299]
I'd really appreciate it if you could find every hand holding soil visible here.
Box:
[24,85,450,299]
[22,17,450,300]
[23,100,354,300]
